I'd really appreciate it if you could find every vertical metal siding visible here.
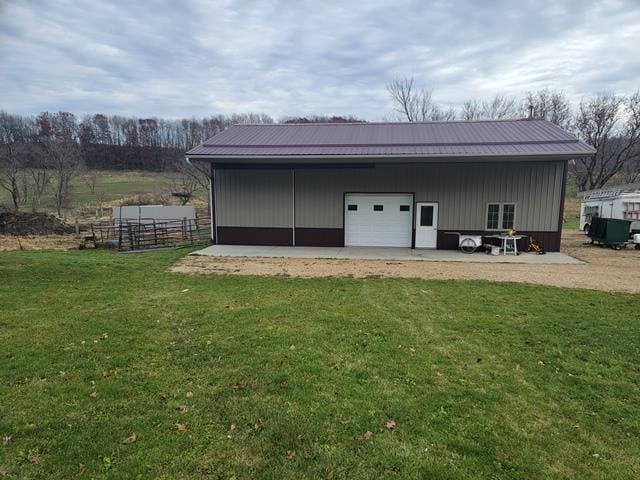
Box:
[217,161,564,232]
[215,169,293,227]
[294,161,564,231]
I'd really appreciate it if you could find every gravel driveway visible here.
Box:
[171,230,640,293]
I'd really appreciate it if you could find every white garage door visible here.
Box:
[344,194,414,247]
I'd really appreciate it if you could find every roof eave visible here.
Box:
[185,151,595,163]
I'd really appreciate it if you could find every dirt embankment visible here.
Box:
[171,230,640,294]
[0,212,78,251]
[0,212,75,236]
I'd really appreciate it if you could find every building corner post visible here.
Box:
[292,168,296,247]
[210,162,217,244]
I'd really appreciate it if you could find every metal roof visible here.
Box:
[186,119,595,159]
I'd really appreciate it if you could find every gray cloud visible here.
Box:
[1,0,639,120]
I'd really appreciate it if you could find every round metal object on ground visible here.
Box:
[460,237,477,254]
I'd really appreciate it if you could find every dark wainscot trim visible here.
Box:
[295,228,344,247]
[436,230,562,252]
[217,227,293,246]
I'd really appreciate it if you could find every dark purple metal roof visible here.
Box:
[186,119,595,158]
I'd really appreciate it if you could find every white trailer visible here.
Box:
[578,183,640,234]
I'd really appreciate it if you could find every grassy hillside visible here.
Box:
[0,171,207,215]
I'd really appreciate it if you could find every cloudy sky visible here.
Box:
[1,0,639,120]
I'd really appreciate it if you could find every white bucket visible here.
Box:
[633,233,640,244]
[491,245,500,256]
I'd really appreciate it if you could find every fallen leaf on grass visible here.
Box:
[356,431,372,442]
[175,423,187,432]
[230,379,257,390]
[181,289,189,293]
[28,454,40,463]
[289,345,296,351]
[89,391,97,398]
[229,423,236,431]
[326,465,334,480]
[121,433,137,444]
[252,420,264,432]
[339,419,351,425]
[2,435,12,446]
[279,380,288,389]
[385,420,396,429]
[285,450,296,460]
[186,391,193,398]
[176,404,190,413]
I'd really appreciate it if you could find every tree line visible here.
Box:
[1,83,639,214]
[0,112,277,213]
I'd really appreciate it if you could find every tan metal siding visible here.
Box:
[215,169,293,227]
[294,161,564,231]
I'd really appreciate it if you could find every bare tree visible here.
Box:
[37,112,83,217]
[620,150,640,184]
[460,99,482,120]
[83,169,107,217]
[0,112,36,210]
[0,113,24,210]
[482,95,518,119]
[524,89,572,129]
[460,95,518,120]
[166,165,200,205]
[387,77,452,122]
[430,105,457,121]
[24,166,51,212]
[572,92,640,190]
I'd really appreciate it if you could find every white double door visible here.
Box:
[414,202,438,248]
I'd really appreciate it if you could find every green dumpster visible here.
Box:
[587,217,631,249]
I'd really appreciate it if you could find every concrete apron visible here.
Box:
[191,245,583,265]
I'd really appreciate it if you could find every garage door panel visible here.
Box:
[344,194,413,247]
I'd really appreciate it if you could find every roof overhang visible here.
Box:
[185,152,594,165]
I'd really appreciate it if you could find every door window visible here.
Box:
[420,205,434,226]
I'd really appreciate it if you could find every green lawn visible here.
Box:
[1,250,639,479]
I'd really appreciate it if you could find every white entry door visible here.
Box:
[415,202,438,248]
[344,194,413,247]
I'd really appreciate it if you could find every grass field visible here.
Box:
[0,171,207,214]
[1,249,639,479]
